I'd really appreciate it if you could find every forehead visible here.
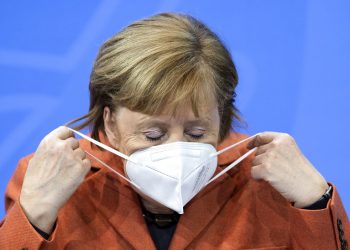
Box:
[117,98,218,127]
[160,96,217,119]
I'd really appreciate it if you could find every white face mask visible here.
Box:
[68,127,258,214]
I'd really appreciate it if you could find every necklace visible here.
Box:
[142,208,180,228]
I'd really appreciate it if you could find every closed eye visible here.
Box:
[143,129,165,142]
[186,127,206,140]
[188,133,204,139]
[145,134,164,141]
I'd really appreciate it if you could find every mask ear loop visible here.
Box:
[205,147,257,186]
[84,151,141,190]
[210,133,260,158]
[204,133,260,187]
[66,127,141,189]
[66,127,137,164]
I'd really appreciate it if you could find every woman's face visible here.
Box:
[103,99,220,212]
[103,99,221,157]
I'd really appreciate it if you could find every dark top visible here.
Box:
[142,205,180,250]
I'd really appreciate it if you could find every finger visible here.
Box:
[247,132,279,149]
[75,158,91,184]
[254,144,271,156]
[74,148,86,160]
[65,137,79,150]
[251,154,265,166]
[82,158,92,172]
[51,126,74,140]
[251,165,265,180]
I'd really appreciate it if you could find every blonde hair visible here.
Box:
[69,13,240,142]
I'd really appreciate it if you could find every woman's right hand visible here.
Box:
[19,126,91,234]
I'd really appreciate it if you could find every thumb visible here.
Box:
[247,132,277,149]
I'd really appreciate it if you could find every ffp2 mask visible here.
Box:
[68,127,257,214]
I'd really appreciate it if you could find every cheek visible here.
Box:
[214,111,221,131]
[119,139,140,156]
[119,139,150,177]
[118,134,151,157]
[207,134,219,149]
[118,142,138,175]
[211,111,221,143]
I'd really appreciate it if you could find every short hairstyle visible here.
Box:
[69,13,240,143]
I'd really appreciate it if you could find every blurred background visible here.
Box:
[0,0,349,219]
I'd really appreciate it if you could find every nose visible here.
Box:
[164,128,188,144]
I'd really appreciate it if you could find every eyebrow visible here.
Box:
[136,117,212,131]
[136,120,169,131]
[184,119,212,128]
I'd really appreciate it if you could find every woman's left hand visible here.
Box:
[247,132,329,208]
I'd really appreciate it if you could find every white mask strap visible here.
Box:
[210,133,260,157]
[66,127,137,164]
[205,133,260,186]
[66,127,141,189]
[206,147,257,186]
[84,151,141,190]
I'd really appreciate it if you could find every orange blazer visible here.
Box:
[0,133,349,249]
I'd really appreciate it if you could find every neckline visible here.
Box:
[141,204,180,228]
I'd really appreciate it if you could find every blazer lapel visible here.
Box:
[105,178,155,249]
[169,133,251,249]
[169,170,237,249]
[81,135,156,249]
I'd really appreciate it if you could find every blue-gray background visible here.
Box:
[1,0,349,219]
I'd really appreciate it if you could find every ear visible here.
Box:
[103,106,120,148]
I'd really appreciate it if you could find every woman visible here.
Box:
[0,13,349,250]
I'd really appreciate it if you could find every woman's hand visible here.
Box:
[19,126,91,234]
[248,132,329,208]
